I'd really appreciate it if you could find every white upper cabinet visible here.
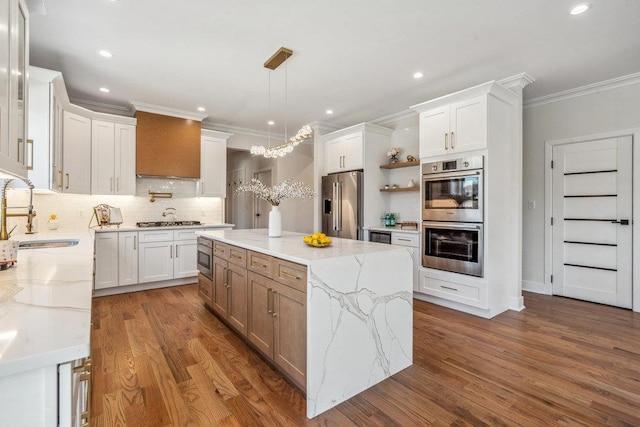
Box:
[27,67,61,189]
[417,95,487,158]
[61,111,91,193]
[199,130,231,198]
[91,119,136,195]
[324,132,364,174]
[0,0,28,179]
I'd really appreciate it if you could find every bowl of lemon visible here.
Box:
[303,232,332,248]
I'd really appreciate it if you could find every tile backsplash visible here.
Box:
[5,189,224,234]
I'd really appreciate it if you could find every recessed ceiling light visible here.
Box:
[413,72,424,79]
[267,120,275,126]
[99,87,110,93]
[325,109,334,115]
[570,4,590,15]
[99,50,113,58]
[197,107,206,112]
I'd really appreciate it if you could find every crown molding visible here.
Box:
[371,108,417,126]
[70,97,133,116]
[130,101,208,121]
[524,72,640,109]
[498,73,536,89]
[201,128,233,140]
[203,122,284,140]
[308,121,342,135]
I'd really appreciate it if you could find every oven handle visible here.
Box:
[422,221,483,232]
[423,169,482,181]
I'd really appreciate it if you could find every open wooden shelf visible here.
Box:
[380,186,420,193]
[379,160,419,169]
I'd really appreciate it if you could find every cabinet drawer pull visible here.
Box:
[252,261,268,269]
[116,177,120,192]
[133,235,137,250]
[267,288,273,314]
[65,173,70,189]
[110,177,114,191]
[231,254,242,260]
[444,133,448,150]
[226,268,231,288]
[58,170,64,188]
[441,285,458,291]
[281,270,301,280]
[450,131,455,149]
[397,238,411,242]
[170,244,173,258]
[27,139,34,170]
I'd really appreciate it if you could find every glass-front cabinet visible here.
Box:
[0,0,28,178]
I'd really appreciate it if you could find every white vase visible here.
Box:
[268,205,282,238]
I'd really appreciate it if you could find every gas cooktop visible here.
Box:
[136,221,202,228]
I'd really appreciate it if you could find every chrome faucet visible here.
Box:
[1,178,37,240]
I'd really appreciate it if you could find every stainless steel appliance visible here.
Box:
[422,156,483,223]
[322,171,363,240]
[197,237,213,279]
[422,221,483,277]
[369,230,391,244]
[137,220,202,227]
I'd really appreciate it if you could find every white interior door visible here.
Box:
[254,169,271,229]
[551,136,632,308]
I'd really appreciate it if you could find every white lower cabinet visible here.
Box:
[391,232,420,291]
[94,232,118,290]
[118,231,138,286]
[138,240,173,283]
[94,227,228,292]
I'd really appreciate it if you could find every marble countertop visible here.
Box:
[95,223,235,233]
[0,230,94,377]
[364,225,421,234]
[197,228,406,265]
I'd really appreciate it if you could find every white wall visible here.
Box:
[522,80,640,288]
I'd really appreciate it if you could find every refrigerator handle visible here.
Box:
[336,181,342,231]
[332,182,338,230]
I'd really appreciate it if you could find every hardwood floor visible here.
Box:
[91,285,640,426]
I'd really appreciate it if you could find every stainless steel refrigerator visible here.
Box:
[321,171,363,240]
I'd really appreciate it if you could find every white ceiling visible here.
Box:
[27,0,640,136]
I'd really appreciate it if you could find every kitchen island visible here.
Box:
[197,228,413,418]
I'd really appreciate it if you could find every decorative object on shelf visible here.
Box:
[387,147,401,163]
[407,179,415,187]
[407,155,417,162]
[250,47,313,158]
[303,232,332,247]
[384,212,396,227]
[235,178,314,238]
[47,214,60,230]
[384,184,390,189]
[89,204,123,229]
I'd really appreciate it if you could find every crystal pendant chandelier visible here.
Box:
[250,47,313,158]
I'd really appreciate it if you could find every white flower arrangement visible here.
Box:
[387,147,401,162]
[235,178,314,206]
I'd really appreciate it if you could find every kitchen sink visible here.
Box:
[18,239,80,249]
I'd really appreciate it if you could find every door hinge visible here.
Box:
[551,160,554,169]
[551,217,553,226]
[551,275,553,283]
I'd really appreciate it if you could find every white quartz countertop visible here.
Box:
[95,223,235,233]
[365,225,420,235]
[197,228,406,265]
[0,230,94,377]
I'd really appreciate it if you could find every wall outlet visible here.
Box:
[527,200,536,210]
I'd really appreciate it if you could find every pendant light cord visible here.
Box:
[284,54,288,144]
[268,70,272,148]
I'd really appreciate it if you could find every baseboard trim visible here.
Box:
[93,277,196,297]
[522,280,550,295]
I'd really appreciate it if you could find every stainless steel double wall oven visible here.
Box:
[422,156,484,277]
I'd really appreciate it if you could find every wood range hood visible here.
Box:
[133,105,208,179]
